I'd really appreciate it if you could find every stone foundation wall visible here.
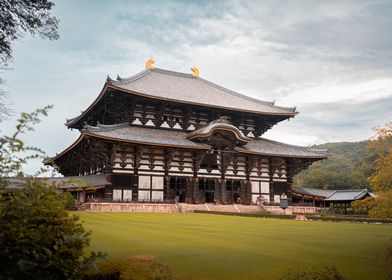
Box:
[264,205,316,214]
[86,203,178,213]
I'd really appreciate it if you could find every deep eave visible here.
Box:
[66,68,298,129]
[49,124,327,165]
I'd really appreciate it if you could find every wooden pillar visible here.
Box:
[214,179,221,203]
[82,189,86,203]
[245,180,252,205]
[186,178,192,203]
[220,179,227,204]
[240,180,246,204]
[192,178,199,204]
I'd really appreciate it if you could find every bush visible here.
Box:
[194,210,296,219]
[0,179,102,280]
[280,265,345,280]
[383,240,392,279]
[83,256,175,280]
[305,214,392,224]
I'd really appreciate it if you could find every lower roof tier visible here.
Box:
[53,122,327,160]
[48,122,327,177]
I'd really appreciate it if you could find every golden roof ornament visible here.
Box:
[145,58,155,69]
[191,67,199,77]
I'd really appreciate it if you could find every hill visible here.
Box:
[294,141,376,190]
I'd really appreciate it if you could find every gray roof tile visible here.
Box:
[291,185,335,198]
[83,123,327,158]
[109,68,297,115]
[324,189,371,201]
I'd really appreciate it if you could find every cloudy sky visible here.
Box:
[2,0,392,174]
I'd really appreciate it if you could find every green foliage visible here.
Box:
[305,214,392,224]
[367,190,392,219]
[367,123,392,193]
[280,265,345,280]
[194,210,296,219]
[0,0,59,67]
[0,106,52,186]
[295,141,374,190]
[383,240,392,280]
[351,196,375,215]
[83,256,175,280]
[0,179,104,280]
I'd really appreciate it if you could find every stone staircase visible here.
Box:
[236,204,266,213]
[177,203,266,213]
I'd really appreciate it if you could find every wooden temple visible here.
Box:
[47,60,327,205]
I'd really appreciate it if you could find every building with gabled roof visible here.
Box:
[47,60,327,205]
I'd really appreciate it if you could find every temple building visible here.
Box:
[47,60,327,205]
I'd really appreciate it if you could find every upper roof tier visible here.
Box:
[66,67,297,128]
[109,68,296,114]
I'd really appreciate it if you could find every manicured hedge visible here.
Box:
[194,210,392,224]
[194,210,296,219]
[305,215,392,224]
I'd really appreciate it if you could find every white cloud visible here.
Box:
[2,0,392,174]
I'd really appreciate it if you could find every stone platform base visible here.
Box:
[264,205,317,214]
[85,203,178,213]
[82,202,317,214]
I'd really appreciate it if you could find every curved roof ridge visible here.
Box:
[111,69,151,85]
[257,137,328,155]
[114,67,296,113]
[83,122,130,132]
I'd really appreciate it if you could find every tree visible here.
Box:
[0,78,11,121]
[0,107,104,279]
[0,0,59,68]
[353,122,392,219]
[0,105,52,187]
[0,179,103,280]
[368,122,392,193]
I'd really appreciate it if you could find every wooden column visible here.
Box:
[214,179,221,203]
[220,179,227,204]
[245,180,252,205]
[240,180,246,204]
[192,178,199,203]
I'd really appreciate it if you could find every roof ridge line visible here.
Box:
[111,69,151,85]
[116,67,296,112]
[83,122,130,132]
[257,137,328,154]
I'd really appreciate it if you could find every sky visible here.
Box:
[2,0,392,174]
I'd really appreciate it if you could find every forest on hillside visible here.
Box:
[294,141,377,190]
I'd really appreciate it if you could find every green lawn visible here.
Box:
[78,212,391,279]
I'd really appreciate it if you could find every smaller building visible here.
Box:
[325,189,374,213]
[292,185,373,212]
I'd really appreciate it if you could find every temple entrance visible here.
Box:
[233,193,240,204]
[226,179,241,204]
[199,178,216,203]
[205,192,214,203]
[169,177,187,202]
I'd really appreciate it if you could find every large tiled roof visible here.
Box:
[236,138,328,158]
[83,123,210,149]
[324,189,372,201]
[291,185,335,198]
[3,175,110,191]
[108,68,297,115]
[80,123,327,158]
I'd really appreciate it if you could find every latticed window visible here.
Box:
[199,178,215,191]
[226,179,241,191]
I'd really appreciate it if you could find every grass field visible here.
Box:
[78,212,391,279]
